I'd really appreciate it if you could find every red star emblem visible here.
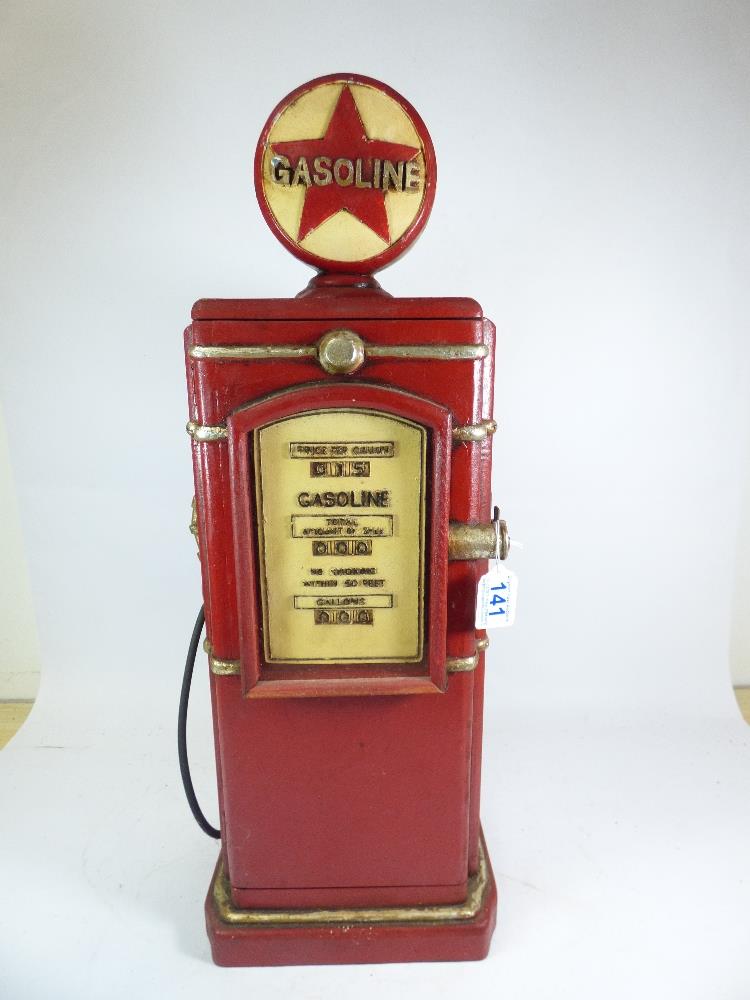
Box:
[271,86,420,244]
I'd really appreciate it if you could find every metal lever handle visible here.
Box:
[448,507,510,561]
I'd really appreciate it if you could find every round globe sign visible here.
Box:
[255,74,436,274]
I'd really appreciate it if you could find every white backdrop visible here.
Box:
[2,2,750,998]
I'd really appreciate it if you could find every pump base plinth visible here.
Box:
[205,830,497,966]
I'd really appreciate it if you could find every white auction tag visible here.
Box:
[475,567,518,629]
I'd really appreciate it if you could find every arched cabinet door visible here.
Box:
[227,381,451,698]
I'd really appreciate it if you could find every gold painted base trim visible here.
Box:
[212,841,489,927]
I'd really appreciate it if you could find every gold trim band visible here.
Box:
[186,420,228,442]
[452,419,497,442]
[446,651,479,674]
[189,497,199,550]
[204,640,241,676]
[190,344,317,361]
[211,840,488,926]
[205,641,488,677]
[188,339,488,366]
[188,418,495,447]
[446,639,489,674]
[366,344,489,361]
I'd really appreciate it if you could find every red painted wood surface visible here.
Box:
[185,283,496,922]
[214,672,473,900]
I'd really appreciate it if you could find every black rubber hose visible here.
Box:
[178,605,221,839]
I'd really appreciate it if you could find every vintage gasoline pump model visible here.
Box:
[180,73,511,966]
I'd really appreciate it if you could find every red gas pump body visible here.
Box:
[184,75,501,966]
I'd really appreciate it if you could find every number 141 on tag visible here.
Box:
[475,568,518,629]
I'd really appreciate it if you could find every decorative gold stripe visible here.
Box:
[452,419,497,442]
[209,656,240,676]
[204,640,241,676]
[189,344,317,361]
[446,651,479,674]
[187,418,495,447]
[188,340,488,364]
[205,641,488,677]
[189,497,199,551]
[366,344,489,361]
[186,420,228,442]
[211,840,489,926]
[446,639,489,674]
